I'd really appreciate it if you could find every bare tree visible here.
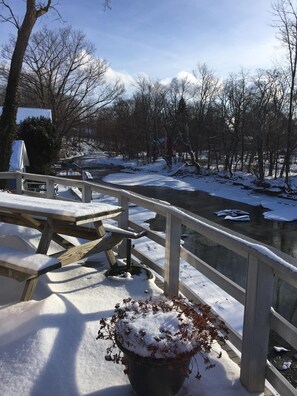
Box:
[7,26,124,139]
[192,63,219,168]
[0,0,112,172]
[272,0,297,185]
[0,0,52,172]
[165,77,198,167]
[133,76,167,163]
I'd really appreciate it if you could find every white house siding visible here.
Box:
[9,140,29,172]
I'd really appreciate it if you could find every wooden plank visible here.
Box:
[240,255,274,393]
[0,266,32,281]
[21,277,38,301]
[0,257,36,276]
[0,193,123,224]
[0,213,144,242]
[117,196,129,258]
[52,233,123,266]
[104,224,146,239]
[164,213,181,297]
[266,364,297,396]
[270,309,297,350]
[0,253,60,276]
[130,248,165,278]
[37,219,54,254]
[180,246,246,305]
[179,281,243,353]
[20,214,73,250]
[94,221,117,266]
[82,184,92,203]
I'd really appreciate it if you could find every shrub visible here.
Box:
[18,116,60,174]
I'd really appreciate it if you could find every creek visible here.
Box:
[76,159,297,327]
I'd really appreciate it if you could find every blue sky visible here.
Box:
[0,0,282,84]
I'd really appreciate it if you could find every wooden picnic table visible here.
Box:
[0,192,124,300]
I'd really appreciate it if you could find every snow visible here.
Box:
[114,298,201,358]
[0,192,121,219]
[274,346,289,353]
[78,152,297,221]
[0,106,52,124]
[0,150,289,395]
[215,209,250,222]
[0,195,270,395]
[0,246,59,272]
[9,140,29,171]
[0,237,255,395]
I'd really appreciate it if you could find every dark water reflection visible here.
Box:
[81,159,297,326]
[124,185,297,325]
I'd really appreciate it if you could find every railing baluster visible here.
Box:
[164,213,181,297]
[240,254,274,392]
[46,178,55,198]
[15,172,23,194]
[82,184,92,202]
[118,195,129,258]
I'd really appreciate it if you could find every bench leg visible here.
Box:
[94,221,117,266]
[126,239,132,269]
[21,277,39,301]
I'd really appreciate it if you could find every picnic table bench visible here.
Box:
[0,192,146,301]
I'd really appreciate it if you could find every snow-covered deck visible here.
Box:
[0,248,261,396]
[0,175,289,395]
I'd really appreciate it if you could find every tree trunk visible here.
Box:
[0,1,51,172]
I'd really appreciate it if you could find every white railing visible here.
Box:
[2,171,297,396]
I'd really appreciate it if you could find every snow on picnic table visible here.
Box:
[0,191,121,219]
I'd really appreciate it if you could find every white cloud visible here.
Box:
[176,71,198,84]
[105,67,136,91]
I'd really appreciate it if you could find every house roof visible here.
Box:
[9,140,29,171]
[0,107,52,124]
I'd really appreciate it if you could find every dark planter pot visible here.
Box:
[117,341,194,396]
[105,264,154,279]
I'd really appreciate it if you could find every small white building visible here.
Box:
[9,140,29,172]
[0,106,52,173]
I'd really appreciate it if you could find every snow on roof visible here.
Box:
[0,107,52,124]
[9,140,29,171]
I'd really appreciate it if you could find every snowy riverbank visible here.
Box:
[75,149,297,222]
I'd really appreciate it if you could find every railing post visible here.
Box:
[46,178,55,199]
[118,195,129,258]
[240,254,274,392]
[164,212,181,297]
[15,172,23,194]
[82,184,92,203]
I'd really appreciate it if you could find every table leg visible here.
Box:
[19,213,73,250]
[94,221,117,266]
[37,218,54,254]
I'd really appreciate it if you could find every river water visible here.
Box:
[76,160,297,327]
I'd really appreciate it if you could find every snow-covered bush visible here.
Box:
[97,295,228,380]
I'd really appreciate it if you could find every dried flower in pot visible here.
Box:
[97,295,228,396]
